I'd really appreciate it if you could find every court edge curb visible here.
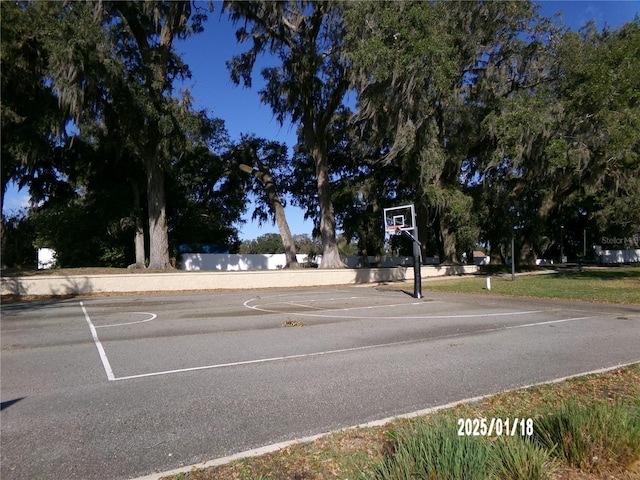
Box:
[130,360,640,480]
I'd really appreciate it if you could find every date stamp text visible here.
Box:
[457,417,534,437]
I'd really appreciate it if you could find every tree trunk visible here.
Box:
[240,162,298,268]
[128,182,146,269]
[520,240,538,265]
[438,216,458,265]
[146,157,171,270]
[313,144,344,269]
[134,224,145,267]
[359,247,370,267]
[275,207,298,268]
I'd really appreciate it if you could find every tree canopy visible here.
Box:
[2,1,637,269]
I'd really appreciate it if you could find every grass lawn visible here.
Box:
[415,266,640,304]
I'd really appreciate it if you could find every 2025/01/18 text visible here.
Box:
[458,418,534,437]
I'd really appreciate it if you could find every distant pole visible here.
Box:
[560,225,564,263]
[583,229,587,258]
[511,233,515,282]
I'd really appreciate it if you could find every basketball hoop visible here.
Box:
[383,203,422,299]
[383,204,415,234]
[386,225,403,236]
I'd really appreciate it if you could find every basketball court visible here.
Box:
[74,287,601,382]
[2,286,639,480]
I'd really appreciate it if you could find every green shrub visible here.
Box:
[369,417,491,480]
[532,396,640,471]
[492,437,553,480]
[366,396,640,480]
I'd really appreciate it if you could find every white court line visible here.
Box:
[509,316,593,329]
[245,296,543,320]
[246,295,369,310]
[283,301,326,310]
[80,302,115,381]
[111,315,594,381]
[297,296,363,303]
[130,359,640,480]
[94,312,157,328]
[112,342,413,381]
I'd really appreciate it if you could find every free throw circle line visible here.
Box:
[94,312,157,328]
[244,297,540,320]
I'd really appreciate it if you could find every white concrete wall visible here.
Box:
[180,254,445,271]
[180,254,314,271]
[536,259,554,265]
[600,249,640,264]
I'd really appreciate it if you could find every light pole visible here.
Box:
[560,225,565,263]
[511,230,515,281]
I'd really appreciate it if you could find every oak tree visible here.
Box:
[224,1,349,268]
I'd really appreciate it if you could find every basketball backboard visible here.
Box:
[383,204,416,234]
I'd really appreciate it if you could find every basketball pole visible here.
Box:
[401,228,423,299]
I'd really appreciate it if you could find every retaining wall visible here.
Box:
[1,265,478,297]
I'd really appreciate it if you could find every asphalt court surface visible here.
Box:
[2,286,640,480]
[6,286,638,383]
[74,287,630,381]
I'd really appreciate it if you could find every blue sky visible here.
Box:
[3,1,638,241]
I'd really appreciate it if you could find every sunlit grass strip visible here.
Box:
[416,267,640,304]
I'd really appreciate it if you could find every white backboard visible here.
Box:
[383,204,416,234]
